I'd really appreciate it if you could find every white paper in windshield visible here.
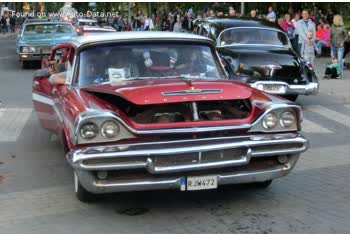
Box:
[108,68,131,82]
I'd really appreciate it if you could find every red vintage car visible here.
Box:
[32,32,309,202]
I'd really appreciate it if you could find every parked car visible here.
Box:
[194,17,319,101]
[74,18,116,35]
[16,22,77,68]
[32,32,309,202]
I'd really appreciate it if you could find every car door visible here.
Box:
[32,44,73,133]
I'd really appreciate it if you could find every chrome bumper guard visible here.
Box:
[250,81,319,95]
[66,133,309,194]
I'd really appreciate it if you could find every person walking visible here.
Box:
[10,14,16,33]
[330,14,348,76]
[1,15,6,34]
[5,16,10,33]
[295,9,316,57]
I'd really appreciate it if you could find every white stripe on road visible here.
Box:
[305,105,350,128]
[302,118,333,133]
[0,108,32,142]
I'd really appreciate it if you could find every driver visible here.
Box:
[79,53,105,85]
[55,25,65,33]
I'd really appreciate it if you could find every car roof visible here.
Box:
[199,17,280,30]
[72,31,214,48]
[24,21,71,26]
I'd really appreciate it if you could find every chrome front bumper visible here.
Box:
[250,81,319,95]
[66,133,309,194]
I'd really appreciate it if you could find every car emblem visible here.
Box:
[260,65,282,77]
[260,64,282,70]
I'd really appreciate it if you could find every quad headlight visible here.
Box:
[262,112,278,130]
[101,120,120,139]
[80,123,99,139]
[21,46,36,53]
[280,111,296,128]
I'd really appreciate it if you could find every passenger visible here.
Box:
[35,25,43,34]
[56,25,64,33]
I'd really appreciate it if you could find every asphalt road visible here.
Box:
[1,35,350,233]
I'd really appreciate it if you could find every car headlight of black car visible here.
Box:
[75,111,134,144]
[249,105,302,132]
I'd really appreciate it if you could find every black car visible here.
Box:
[194,17,319,101]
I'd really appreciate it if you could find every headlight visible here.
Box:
[280,111,296,128]
[262,112,278,129]
[29,46,36,53]
[80,123,99,139]
[21,46,29,53]
[21,46,36,53]
[101,120,120,139]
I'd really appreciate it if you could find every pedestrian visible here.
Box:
[1,15,6,34]
[173,15,183,32]
[250,9,257,18]
[316,24,331,56]
[266,6,276,23]
[116,16,126,31]
[295,9,316,57]
[326,9,334,26]
[6,16,10,33]
[143,15,150,31]
[10,14,16,33]
[324,57,341,79]
[301,30,316,65]
[330,14,348,76]
[229,9,236,17]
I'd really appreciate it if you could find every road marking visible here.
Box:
[305,105,350,128]
[302,118,333,133]
[0,108,32,142]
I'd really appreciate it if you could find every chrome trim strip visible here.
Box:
[250,81,319,95]
[67,134,308,172]
[146,148,251,174]
[162,89,223,96]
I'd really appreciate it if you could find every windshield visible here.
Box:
[77,43,225,87]
[219,28,290,47]
[24,24,74,34]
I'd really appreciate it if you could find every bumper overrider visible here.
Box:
[66,133,309,194]
[250,81,319,95]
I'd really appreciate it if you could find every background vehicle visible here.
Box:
[194,17,319,102]
[74,18,116,35]
[32,32,308,202]
[16,22,77,68]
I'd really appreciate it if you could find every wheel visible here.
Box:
[252,180,273,189]
[74,172,96,203]
[284,94,298,102]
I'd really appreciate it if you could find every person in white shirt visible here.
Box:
[296,9,316,57]
[266,6,276,22]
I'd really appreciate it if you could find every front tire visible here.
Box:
[74,172,96,203]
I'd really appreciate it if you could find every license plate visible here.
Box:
[185,175,218,191]
[259,84,286,94]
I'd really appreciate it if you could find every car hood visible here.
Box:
[19,33,76,45]
[80,78,255,105]
[219,45,303,83]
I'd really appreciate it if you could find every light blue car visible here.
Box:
[16,21,77,68]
